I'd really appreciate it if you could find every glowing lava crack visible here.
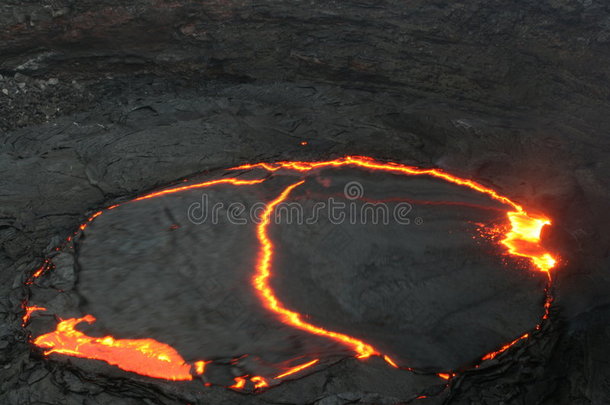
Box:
[24,156,558,391]
[254,180,379,359]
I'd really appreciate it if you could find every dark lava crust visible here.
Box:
[25,166,547,396]
[1,1,610,404]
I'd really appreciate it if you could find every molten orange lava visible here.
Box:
[134,178,265,201]
[230,376,246,389]
[501,212,556,274]
[79,211,103,231]
[251,376,269,389]
[231,156,523,212]
[194,360,207,375]
[274,359,320,379]
[33,315,193,380]
[254,181,379,359]
[480,333,529,361]
[382,355,399,369]
[30,266,46,279]
[26,261,50,285]
[22,305,46,326]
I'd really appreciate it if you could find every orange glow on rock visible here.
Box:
[80,211,104,231]
[274,359,320,379]
[22,305,46,326]
[33,316,193,380]
[194,360,207,375]
[229,376,246,390]
[231,156,523,211]
[133,178,265,201]
[251,376,269,389]
[481,333,529,361]
[31,266,46,279]
[501,212,556,274]
[383,355,399,369]
[26,261,50,285]
[254,181,380,359]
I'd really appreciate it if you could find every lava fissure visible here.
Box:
[22,305,46,326]
[133,178,266,202]
[253,180,380,360]
[273,359,320,379]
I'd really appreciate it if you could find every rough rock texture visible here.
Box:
[1,1,609,404]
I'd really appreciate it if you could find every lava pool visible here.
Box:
[23,156,556,398]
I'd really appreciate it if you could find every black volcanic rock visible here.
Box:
[1,1,609,404]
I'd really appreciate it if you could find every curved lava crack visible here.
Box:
[23,156,558,393]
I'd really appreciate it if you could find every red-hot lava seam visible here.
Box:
[133,178,266,202]
[232,156,557,274]
[26,260,51,285]
[253,180,379,359]
[24,157,558,390]
[22,305,46,326]
[229,376,247,390]
[274,359,320,379]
